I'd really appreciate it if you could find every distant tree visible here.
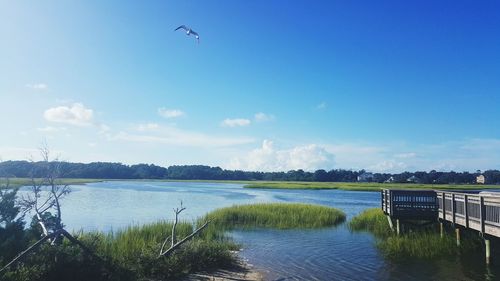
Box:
[313,169,329,182]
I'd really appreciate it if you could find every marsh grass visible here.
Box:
[80,220,238,278]
[348,208,392,237]
[244,181,499,192]
[0,178,103,189]
[3,221,237,281]
[204,203,346,229]
[349,208,483,259]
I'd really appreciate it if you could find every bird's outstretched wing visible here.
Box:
[190,30,199,37]
[175,25,188,31]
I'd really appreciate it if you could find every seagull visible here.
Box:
[175,25,199,43]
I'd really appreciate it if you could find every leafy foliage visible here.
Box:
[0,186,28,265]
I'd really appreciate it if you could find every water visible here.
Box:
[19,181,498,280]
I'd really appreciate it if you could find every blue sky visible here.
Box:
[0,0,499,172]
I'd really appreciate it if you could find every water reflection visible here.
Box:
[18,181,498,280]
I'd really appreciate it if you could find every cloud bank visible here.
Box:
[230,140,335,171]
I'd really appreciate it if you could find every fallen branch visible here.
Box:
[0,229,109,275]
[61,229,106,264]
[0,229,63,273]
[159,220,211,258]
[159,236,172,256]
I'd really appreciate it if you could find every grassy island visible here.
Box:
[205,203,346,229]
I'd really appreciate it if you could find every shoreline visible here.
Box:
[4,178,498,192]
[182,255,264,281]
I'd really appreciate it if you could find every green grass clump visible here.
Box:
[348,208,392,237]
[205,203,346,229]
[349,208,483,260]
[378,233,460,259]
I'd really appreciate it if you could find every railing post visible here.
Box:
[381,190,384,212]
[442,192,446,221]
[389,190,393,217]
[440,222,444,238]
[480,196,485,234]
[451,193,455,224]
[386,215,394,232]
[485,239,491,265]
[464,194,468,228]
[455,227,460,246]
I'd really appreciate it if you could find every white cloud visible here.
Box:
[108,124,254,148]
[316,102,327,110]
[136,123,160,131]
[254,112,275,122]
[99,124,111,134]
[221,118,251,127]
[44,103,94,126]
[394,152,417,159]
[158,108,185,119]
[229,140,335,172]
[368,160,408,173]
[37,126,67,133]
[26,83,48,90]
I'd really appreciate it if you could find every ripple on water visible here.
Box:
[18,181,498,280]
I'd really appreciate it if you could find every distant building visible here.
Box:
[358,172,374,182]
[384,176,395,183]
[477,175,485,184]
[406,176,419,183]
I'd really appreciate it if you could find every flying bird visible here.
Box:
[175,25,199,43]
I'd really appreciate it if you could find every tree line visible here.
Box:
[1,160,499,184]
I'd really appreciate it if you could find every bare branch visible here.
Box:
[159,236,172,256]
[159,220,211,258]
[0,229,63,273]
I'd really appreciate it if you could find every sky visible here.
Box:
[0,0,499,173]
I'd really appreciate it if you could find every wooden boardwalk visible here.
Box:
[437,191,500,238]
[382,189,500,238]
[381,188,500,264]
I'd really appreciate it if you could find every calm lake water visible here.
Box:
[20,181,498,280]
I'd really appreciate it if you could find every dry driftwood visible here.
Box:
[159,220,211,258]
[158,202,211,258]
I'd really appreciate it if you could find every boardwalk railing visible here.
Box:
[382,189,500,264]
[437,191,500,238]
[381,189,438,220]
